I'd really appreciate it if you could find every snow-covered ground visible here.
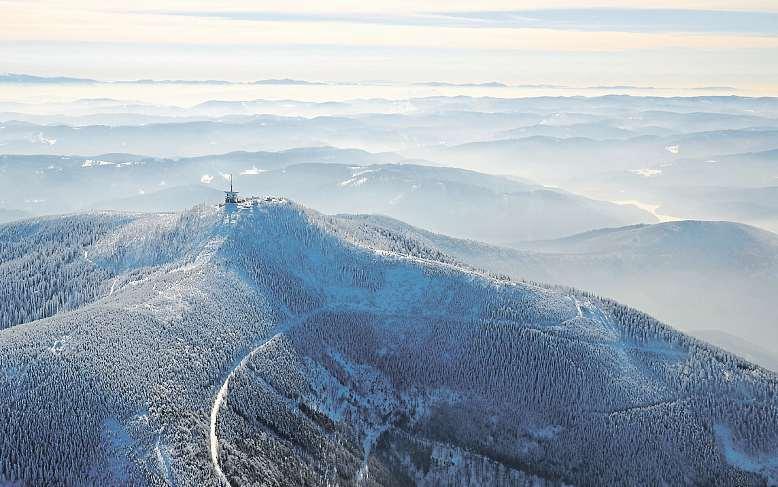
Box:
[0,200,777,486]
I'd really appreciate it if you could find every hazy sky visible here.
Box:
[2,1,777,91]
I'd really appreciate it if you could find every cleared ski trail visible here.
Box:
[209,311,320,486]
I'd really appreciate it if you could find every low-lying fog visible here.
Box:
[1,81,777,370]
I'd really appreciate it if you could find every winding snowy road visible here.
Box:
[209,360,240,486]
[209,311,321,486]
[209,330,284,486]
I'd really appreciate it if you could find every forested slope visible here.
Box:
[0,200,776,486]
[337,214,778,371]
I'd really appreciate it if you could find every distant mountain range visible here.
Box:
[422,129,778,183]
[0,147,408,212]
[0,148,656,241]
[413,81,508,87]
[0,73,325,85]
[567,148,778,233]
[0,73,98,84]
[0,74,741,93]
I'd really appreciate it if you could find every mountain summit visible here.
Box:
[1,200,777,485]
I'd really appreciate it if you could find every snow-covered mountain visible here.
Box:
[635,148,778,189]
[1,201,777,485]
[340,215,778,371]
[513,221,778,349]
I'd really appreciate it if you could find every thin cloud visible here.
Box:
[435,9,778,35]
[155,8,778,35]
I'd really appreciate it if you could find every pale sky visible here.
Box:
[2,1,777,91]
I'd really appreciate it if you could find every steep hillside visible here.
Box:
[0,213,133,330]
[1,201,777,486]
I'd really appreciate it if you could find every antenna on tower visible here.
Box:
[224,174,239,205]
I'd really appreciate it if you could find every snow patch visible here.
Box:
[100,418,135,482]
[530,424,562,440]
[340,176,368,187]
[115,161,144,168]
[240,166,267,175]
[388,193,405,205]
[630,168,662,177]
[713,424,778,483]
[32,132,57,145]
[340,168,377,187]
[82,159,115,168]
[154,435,173,485]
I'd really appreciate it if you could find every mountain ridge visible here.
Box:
[339,214,778,370]
[1,201,777,485]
